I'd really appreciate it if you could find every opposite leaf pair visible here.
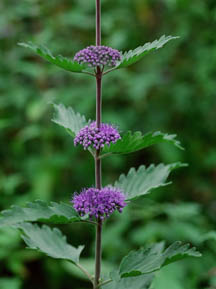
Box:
[0,162,186,226]
[19,35,178,76]
[52,103,183,157]
[12,223,201,289]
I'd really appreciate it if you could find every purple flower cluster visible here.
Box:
[72,186,127,220]
[74,122,121,150]
[74,45,121,68]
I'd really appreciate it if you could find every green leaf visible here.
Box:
[18,42,86,73]
[102,274,154,289]
[119,241,201,278]
[102,241,200,289]
[0,200,80,227]
[114,162,187,201]
[52,103,88,137]
[116,35,179,69]
[103,131,183,155]
[199,231,216,243]
[16,223,84,264]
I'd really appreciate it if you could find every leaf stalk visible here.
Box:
[99,279,112,287]
[76,263,94,284]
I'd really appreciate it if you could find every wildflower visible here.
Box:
[74,45,121,68]
[72,186,127,220]
[74,121,121,150]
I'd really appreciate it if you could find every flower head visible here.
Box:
[72,186,127,220]
[74,121,121,150]
[74,45,121,68]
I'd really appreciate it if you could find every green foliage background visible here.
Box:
[0,0,216,288]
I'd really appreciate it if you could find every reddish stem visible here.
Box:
[94,0,102,288]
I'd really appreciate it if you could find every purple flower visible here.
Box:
[72,186,127,220]
[74,45,121,68]
[74,121,121,150]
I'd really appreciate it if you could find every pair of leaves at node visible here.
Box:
[13,223,201,289]
[52,103,184,155]
[0,162,186,227]
[19,35,178,74]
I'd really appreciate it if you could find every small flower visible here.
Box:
[72,186,127,220]
[74,45,121,68]
[74,121,121,150]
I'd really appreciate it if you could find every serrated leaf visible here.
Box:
[114,162,187,201]
[199,231,216,242]
[116,35,179,69]
[16,223,84,264]
[163,241,201,265]
[52,103,88,137]
[119,241,201,278]
[0,200,80,227]
[19,42,86,73]
[102,273,154,289]
[103,131,183,155]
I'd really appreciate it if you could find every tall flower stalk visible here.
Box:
[0,1,202,289]
[95,0,102,287]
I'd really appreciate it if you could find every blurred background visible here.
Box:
[0,0,216,288]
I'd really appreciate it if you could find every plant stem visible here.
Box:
[94,1,102,288]
[96,0,101,47]
[96,69,102,128]
[94,216,102,289]
[94,69,103,289]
